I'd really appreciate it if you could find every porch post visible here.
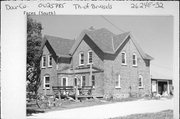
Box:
[89,64,92,86]
[167,80,169,95]
[156,80,158,94]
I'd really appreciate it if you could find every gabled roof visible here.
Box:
[43,35,75,57]
[70,28,153,60]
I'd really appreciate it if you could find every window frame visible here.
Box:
[61,77,68,86]
[132,53,137,66]
[81,75,86,86]
[121,52,127,65]
[79,52,84,66]
[48,54,53,67]
[138,75,144,88]
[115,74,121,88]
[92,75,95,88]
[88,50,93,64]
[44,75,50,90]
[41,55,46,68]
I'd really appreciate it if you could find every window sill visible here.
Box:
[115,87,121,89]
[41,67,46,69]
[79,64,85,67]
[132,65,137,67]
[43,88,50,90]
[138,86,144,89]
[121,64,127,66]
[48,66,52,68]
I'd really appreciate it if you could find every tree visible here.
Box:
[26,16,43,102]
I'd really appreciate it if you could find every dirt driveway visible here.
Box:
[27,98,173,119]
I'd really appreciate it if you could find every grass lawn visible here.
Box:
[110,110,173,119]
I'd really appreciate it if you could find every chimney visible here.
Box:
[89,26,95,31]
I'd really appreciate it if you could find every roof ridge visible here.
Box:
[44,34,74,41]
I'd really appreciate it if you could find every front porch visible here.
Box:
[151,78,173,96]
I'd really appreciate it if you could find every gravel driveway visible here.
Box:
[27,98,173,119]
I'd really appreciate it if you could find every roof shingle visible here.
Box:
[44,35,75,56]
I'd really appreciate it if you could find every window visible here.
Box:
[121,52,126,65]
[138,75,143,88]
[79,52,84,65]
[115,75,121,88]
[92,75,95,87]
[42,56,46,68]
[44,75,50,89]
[88,50,93,64]
[74,77,78,86]
[133,53,137,66]
[81,76,86,86]
[61,77,68,86]
[48,55,53,67]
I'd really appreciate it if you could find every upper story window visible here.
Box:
[92,75,95,88]
[48,55,53,67]
[61,77,68,86]
[115,75,121,88]
[79,52,84,65]
[88,50,93,64]
[44,75,50,89]
[132,53,137,66]
[121,52,127,65]
[138,75,143,88]
[42,56,46,68]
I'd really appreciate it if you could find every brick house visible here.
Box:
[39,27,153,98]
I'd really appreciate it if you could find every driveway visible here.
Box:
[27,98,173,119]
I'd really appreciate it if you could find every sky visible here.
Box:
[31,15,173,79]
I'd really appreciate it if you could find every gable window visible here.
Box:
[81,76,86,86]
[88,50,93,64]
[42,56,46,68]
[61,77,68,86]
[44,75,50,89]
[48,55,53,67]
[138,75,143,88]
[115,75,121,88]
[121,52,127,65]
[79,52,84,65]
[133,53,137,66]
[92,75,95,87]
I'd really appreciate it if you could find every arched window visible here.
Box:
[92,75,95,88]
[44,75,50,89]
[79,52,84,65]
[133,53,137,66]
[74,77,78,86]
[42,55,46,68]
[61,77,68,86]
[48,54,53,67]
[88,50,93,64]
[115,74,121,88]
[121,52,127,65]
[138,75,143,88]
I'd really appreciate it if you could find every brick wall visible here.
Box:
[103,38,151,98]
[71,36,104,96]
[39,45,58,95]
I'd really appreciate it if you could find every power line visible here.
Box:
[100,16,125,33]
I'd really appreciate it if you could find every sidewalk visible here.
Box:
[27,98,173,119]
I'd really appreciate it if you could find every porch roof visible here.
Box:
[57,65,104,74]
